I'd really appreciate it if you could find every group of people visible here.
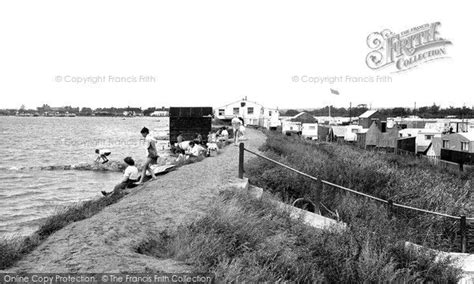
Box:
[97,117,248,197]
[173,132,214,162]
[99,127,159,196]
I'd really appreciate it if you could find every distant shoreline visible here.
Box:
[0,115,169,118]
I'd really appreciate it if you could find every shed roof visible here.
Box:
[444,132,474,142]
[359,110,378,118]
[291,112,307,119]
[427,137,443,156]
[459,132,474,141]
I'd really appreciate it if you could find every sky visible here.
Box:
[0,0,472,110]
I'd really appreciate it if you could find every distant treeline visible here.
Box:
[283,104,474,118]
[0,105,168,116]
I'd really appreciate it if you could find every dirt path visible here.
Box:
[6,129,266,273]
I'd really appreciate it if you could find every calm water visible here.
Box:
[0,116,170,237]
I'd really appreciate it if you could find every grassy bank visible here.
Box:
[136,191,462,282]
[0,191,127,270]
[245,131,473,252]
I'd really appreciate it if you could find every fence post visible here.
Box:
[238,143,244,179]
[387,200,393,219]
[460,215,467,253]
[315,178,323,208]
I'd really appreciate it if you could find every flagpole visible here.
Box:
[349,102,352,123]
[329,88,339,118]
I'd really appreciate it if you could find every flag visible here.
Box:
[330,88,339,95]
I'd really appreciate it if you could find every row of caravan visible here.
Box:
[281,121,363,142]
[281,121,318,139]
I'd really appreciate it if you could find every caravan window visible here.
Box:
[425,135,433,140]
[461,142,469,151]
[442,140,449,148]
[309,126,316,130]
[247,107,254,115]
[218,109,225,116]
[233,108,239,115]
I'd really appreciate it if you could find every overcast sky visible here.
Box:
[0,0,472,110]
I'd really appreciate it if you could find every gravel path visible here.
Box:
[6,129,266,273]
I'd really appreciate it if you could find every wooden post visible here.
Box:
[387,200,393,219]
[315,178,323,209]
[238,143,244,179]
[460,216,467,253]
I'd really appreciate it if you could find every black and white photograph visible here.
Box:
[0,0,473,283]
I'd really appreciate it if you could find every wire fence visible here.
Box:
[237,143,472,253]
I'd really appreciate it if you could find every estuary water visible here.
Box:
[0,116,170,237]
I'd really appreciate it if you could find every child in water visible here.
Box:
[95,149,111,164]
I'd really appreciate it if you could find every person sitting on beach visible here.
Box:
[102,157,140,196]
[207,131,219,155]
[175,141,205,162]
[219,127,229,141]
[174,140,191,154]
[194,133,203,145]
[177,133,184,143]
[136,127,158,184]
[95,149,111,164]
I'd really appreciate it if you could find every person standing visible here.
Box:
[137,127,158,184]
[231,115,242,145]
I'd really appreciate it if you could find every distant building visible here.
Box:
[441,132,474,153]
[358,110,387,131]
[301,123,318,140]
[399,128,421,138]
[328,125,363,142]
[344,125,363,142]
[416,128,443,153]
[150,110,169,117]
[282,121,302,136]
[364,122,382,148]
[425,137,443,158]
[329,126,347,142]
[399,126,443,154]
[397,137,416,153]
[440,132,474,165]
[290,112,317,124]
[215,97,279,128]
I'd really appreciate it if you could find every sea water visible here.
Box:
[0,116,170,237]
